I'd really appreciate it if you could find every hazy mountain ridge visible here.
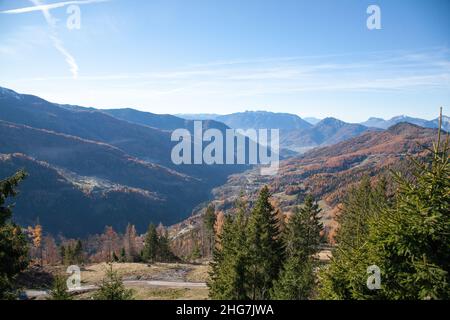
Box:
[173,122,440,243]
[361,115,449,131]
[0,87,248,236]
[215,111,313,131]
[0,86,446,238]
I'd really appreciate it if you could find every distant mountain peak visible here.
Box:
[0,86,22,100]
[386,121,423,134]
[318,117,345,126]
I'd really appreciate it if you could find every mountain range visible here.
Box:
[361,115,449,131]
[171,122,441,251]
[175,111,447,153]
[0,87,246,236]
[0,86,446,237]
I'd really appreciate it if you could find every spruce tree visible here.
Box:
[209,196,248,299]
[203,205,216,256]
[319,112,449,300]
[93,264,134,300]
[245,186,283,300]
[366,120,450,299]
[272,195,323,300]
[0,170,28,299]
[142,223,158,263]
[318,177,389,300]
[158,230,175,262]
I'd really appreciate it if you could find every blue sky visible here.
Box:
[0,0,449,122]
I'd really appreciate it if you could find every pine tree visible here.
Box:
[272,195,323,300]
[142,223,158,263]
[245,186,283,300]
[0,170,28,299]
[93,264,134,300]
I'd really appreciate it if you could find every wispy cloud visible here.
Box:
[5,47,450,115]
[27,0,79,78]
[1,0,111,78]
[0,0,109,14]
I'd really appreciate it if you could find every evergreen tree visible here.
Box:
[245,186,283,300]
[272,195,323,300]
[209,196,248,299]
[0,170,28,299]
[203,205,216,257]
[271,256,315,300]
[158,230,175,262]
[319,111,449,300]
[142,223,158,263]
[318,177,389,300]
[366,120,450,299]
[93,264,134,300]
[48,275,72,300]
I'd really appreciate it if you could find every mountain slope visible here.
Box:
[216,111,312,131]
[0,120,213,236]
[172,123,440,245]
[0,87,251,236]
[280,117,373,152]
[0,153,177,237]
[0,87,171,165]
[102,108,228,132]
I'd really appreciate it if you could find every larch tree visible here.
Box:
[123,224,138,262]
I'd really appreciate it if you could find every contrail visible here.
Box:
[0,0,110,14]
[1,0,111,78]
[27,0,79,78]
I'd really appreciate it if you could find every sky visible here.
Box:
[0,0,449,122]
